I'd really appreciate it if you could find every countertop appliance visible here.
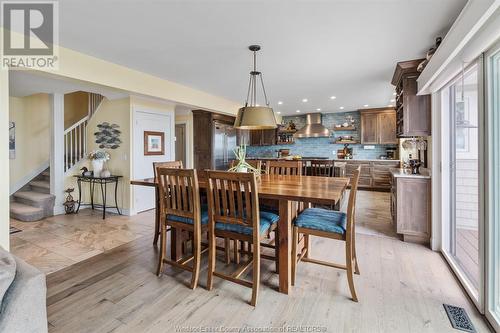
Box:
[408,159,422,174]
[214,121,237,170]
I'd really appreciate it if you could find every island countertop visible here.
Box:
[246,157,400,163]
[390,168,431,179]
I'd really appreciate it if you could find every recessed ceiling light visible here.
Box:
[330,96,336,100]
[277,111,281,114]
[296,110,301,113]
[363,104,369,107]
[339,106,344,110]
[316,108,321,111]
[390,99,395,102]
[277,101,283,105]
[393,92,397,96]
[302,98,308,102]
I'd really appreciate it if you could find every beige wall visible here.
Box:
[64,91,88,129]
[1,70,10,250]
[9,94,50,190]
[65,97,132,211]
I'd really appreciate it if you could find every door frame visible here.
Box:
[440,59,485,312]
[131,107,175,215]
[485,39,500,332]
[175,119,192,168]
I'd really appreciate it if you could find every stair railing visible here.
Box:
[64,116,88,172]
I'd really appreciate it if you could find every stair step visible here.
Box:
[10,202,45,222]
[29,180,50,193]
[13,191,55,218]
[41,171,50,177]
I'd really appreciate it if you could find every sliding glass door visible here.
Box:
[442,62,483,306]
[486,42,500,331]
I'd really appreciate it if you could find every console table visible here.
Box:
[74,175,122,219]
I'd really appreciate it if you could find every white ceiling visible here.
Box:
[55,0,467,115]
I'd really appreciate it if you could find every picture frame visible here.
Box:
[144,131,165,156]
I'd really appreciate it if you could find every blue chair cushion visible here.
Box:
[215,211,279,235]
[167,205,209,225]
[294,208,347,235]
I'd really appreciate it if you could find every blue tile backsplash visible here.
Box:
[246,111,398,160]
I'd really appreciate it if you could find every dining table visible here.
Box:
[131,173,350,294]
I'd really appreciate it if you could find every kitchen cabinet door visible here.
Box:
[378,111,398,144]
[396,178,431,241]
[249,130,263,146]
[261,129,277,145]
[361,113,379,144]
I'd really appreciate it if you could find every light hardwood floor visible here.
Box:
[38,191,491,333]
[45,227,491,332]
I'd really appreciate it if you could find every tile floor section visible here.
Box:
[10,209,155,274]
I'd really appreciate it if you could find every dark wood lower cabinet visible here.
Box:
[391,174,431,244]
[343,160,399,190]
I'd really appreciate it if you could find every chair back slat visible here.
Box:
[207,171,259,231]
[346,166,361,238]
[310,160,335,177]
[157,168,199,221]
[265,160,303,176]
[153,160,184,179]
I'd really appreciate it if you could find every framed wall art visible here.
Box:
[144,131,164,155]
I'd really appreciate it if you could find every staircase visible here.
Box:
[64,92,105,172]
[10,169,55,222]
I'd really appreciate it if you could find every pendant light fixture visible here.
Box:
[234,45,277,129]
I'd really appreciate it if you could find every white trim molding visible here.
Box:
[418,0,500,94]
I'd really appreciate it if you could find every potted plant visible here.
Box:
[87,149,110,177]
[228,145,261,178]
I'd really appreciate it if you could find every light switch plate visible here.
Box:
[364,145,375,150]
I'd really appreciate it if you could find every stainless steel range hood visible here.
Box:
[293,113,331,138]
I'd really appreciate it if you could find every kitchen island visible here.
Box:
[246,157,400,190]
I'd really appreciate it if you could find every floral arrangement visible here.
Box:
[228,145,261,175]
[87,149,110,161]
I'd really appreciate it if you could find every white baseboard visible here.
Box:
[10,160,50,195]
[71,206,131,216]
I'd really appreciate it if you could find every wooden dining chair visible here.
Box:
[227,159,263,264]
[152,161,184,246]
[156,167,207,289]
[206,171,280,306]
[265,160,303,176]
[291,166,361,302]
[309,159,335,177]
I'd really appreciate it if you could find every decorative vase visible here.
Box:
[101,169,111,178]
[236,165,248,173]
[92,159,104,177]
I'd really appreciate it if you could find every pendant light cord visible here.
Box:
[243,47,270,107]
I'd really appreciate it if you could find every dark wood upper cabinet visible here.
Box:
[248,129,277,146]
[360,112,379,144]
[378,111,398,144]
[360,108,397,145]
[392,59,431,137]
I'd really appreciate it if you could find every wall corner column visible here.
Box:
[50,93,65,215]
[0,69,10,250]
